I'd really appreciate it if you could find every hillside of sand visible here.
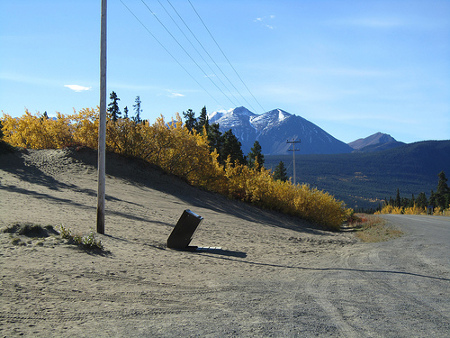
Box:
[1,147,356,336]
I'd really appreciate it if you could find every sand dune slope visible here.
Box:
[1,148,356,337]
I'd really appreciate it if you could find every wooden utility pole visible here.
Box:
[287,139,301,185]
[97,0,107,234]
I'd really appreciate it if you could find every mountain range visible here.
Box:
[209,107,402,155]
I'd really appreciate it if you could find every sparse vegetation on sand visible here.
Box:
[2,223,105,252]
[59,225,105,251]
[346,214,403,242]
[1,110,351,230]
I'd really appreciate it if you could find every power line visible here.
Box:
[120,0,224,109]
[140,0,237,108]
[121,0,266,115]
[157,0,240,108]
[187,0,267,114]
[165,0,256,112]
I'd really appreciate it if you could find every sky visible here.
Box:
[1,0,449,144]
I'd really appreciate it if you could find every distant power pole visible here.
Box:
[287,139,301,185]
[97,0,107,234]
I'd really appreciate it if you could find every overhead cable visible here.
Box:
[187,0,267,114]
[119,0,224,109]
[164,0,252,111]
[157,0,240,108]
[140,0,237,108]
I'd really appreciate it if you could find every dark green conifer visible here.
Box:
[273,161,288,182]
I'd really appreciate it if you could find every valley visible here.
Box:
[265,140,450,210]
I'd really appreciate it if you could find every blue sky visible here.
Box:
[1,0,449,144]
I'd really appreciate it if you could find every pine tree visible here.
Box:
[273,161,288,182]
[437,171,449,194]
[247,140,265,170]
[395,188,401,208]
[409,193,415,208]
[107,91,121,122]
[123,106,129,119]
[389,196,394,207]
[219,129,246,165]
[416,192,428,209]
[430,190,436,208]
[183,109,197,132]
[133,96,142,123]
[436,171,450,209]
[196,106,209,133]
[207,122,222,153]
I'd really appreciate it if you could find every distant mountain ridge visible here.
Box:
[348,132,405,152]
[209,107,353,155]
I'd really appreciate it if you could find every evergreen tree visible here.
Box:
[395,188,401,208]
[389,196,394,207]
[219,129,246,165]
[123,106,129,119]
[133,96,142,123]
[430,190,436,208]
[207,122,222,153]
[107,91,121,122]
[416,192,428,209]
[273,161,288,182]
[401,197,409,208]
[437,171,449,194]
[409,193,415,208]
[196,106,209,133]
[182,109,197,132]
[436,171,450,209]
[247,140,265,170]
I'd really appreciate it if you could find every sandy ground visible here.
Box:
[0,148,358,336]
[3,148,448,337]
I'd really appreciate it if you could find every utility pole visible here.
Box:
[287,139,301,185]
[97,0,107,234]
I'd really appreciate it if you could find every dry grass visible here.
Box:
[347,214,404,243]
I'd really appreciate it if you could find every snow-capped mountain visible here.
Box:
[209,107,258,148]
[208,107,353,155]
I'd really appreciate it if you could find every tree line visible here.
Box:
[381,171,450,214]
[1,102,350,229]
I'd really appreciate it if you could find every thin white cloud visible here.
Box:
[254,15,276,29]
[168,92,184,98]
[64,84,91,92]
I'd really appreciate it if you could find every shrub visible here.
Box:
[59,225,104,251]
[2,110,350,230]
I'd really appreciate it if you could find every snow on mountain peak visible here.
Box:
[207,106,353,155]
[277,109,290,122]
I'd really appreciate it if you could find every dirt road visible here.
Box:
[294,214,450,337]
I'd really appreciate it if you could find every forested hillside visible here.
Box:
[266,140,450,210]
